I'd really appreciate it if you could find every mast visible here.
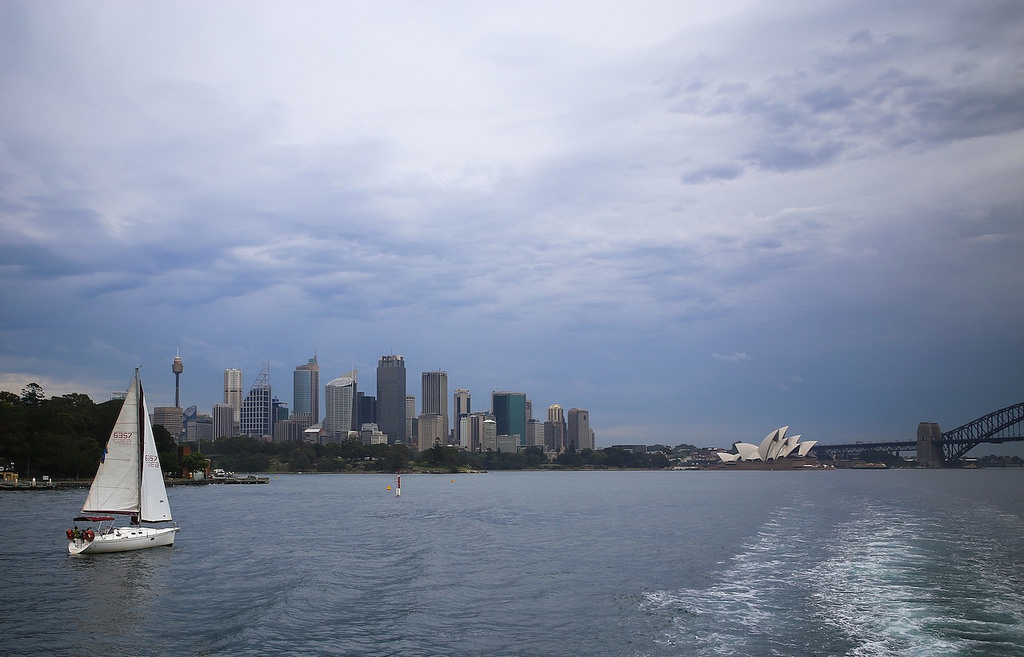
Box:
[136,369,145,518]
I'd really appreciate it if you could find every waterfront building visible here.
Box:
[421,371,449,443]
[376,355,407,444]
[717,427,817,463]
[293,355,320,424]
[492,391,527,448]
[212,403,235,439]
[568,408,593,451]
[325,372,357,442]
[223,368,244,424]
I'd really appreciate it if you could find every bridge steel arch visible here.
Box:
[810,402,1024,465]
[937,401,1024,462]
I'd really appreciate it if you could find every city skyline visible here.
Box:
[204,353,594,448]
[2,2,1022,452]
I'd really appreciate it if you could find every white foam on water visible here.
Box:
[640,492,1024,656]
[640,503,826,655]
[808,500,1024,656]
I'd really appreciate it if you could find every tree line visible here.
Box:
[193,439,671,474]
[0,384,181,480]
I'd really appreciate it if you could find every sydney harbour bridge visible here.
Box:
[811,402,1024,467]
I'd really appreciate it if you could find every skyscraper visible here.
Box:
[212,403,235,440]
[492,391,527,447]
[240,364,272,438]
[376,355,407,444]
[293,355,320,423]
[568,408,592,451]
[224,368,244,424]
[357,392,377,427]
[325,371,357,442]
[464,412,496,452]
[406,395,416,446]
[546,404,566,451]
[421,371,449,443]
[453,388,470,447]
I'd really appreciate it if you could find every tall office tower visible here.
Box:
[376,355,407,444]
[224,368,244,423]
[212,403,235,440]
[526,418,543,447]
[293,355,320,423]
[240,364,272,438]
[568,408,592,451]
[406,395,416,445]
[171,352,183,408]
[421,371,449,443]
[272,397,289,424]
[492,391,527,447]
[481,417,498,451]
[453,388,470,447]
[546,404,567,451]
[325,371,358,442]
[357,392,377,427]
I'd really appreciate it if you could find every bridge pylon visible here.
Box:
[916,422,944,468]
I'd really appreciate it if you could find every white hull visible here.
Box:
[68,526,178,555]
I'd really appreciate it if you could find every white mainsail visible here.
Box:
[139,375,173,522]
[81,370,172,522]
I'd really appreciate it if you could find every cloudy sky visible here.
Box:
[2,1,1022,450]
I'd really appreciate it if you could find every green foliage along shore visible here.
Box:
[0,385,179,480]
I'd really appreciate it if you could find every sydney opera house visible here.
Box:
[716,426,818,467]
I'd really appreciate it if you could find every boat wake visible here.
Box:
[640,496,1024,656]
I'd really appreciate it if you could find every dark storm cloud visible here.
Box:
[1,1,1022,449]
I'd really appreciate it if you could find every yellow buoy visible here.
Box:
[386,485,391,490]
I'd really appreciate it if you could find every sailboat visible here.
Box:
[67,369,178,554]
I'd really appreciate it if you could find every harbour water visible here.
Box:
[2,470,1023,656]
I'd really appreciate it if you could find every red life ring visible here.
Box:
[83,529,95,542]
[66,529,75,540]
